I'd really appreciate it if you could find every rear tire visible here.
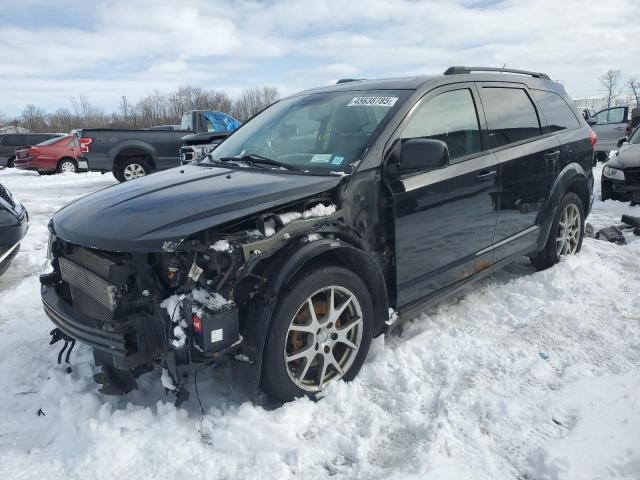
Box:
[596,151,609,162]
[261,265,374,403]
[530,192,585,271]
[57,158,77,174]
[6,156,15,168]
[114,158,150,182]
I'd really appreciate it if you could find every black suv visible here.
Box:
[42,67,594,403]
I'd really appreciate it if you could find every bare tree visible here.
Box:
[628,78,640,107]
[600,70,622,108]
[231,86,280,122]
[21,104,48,132]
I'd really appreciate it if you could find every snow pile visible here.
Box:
[0,166,639,479]
[210,239,230,252]
[276,203,337,226]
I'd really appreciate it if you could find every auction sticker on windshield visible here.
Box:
[348,96,398,107]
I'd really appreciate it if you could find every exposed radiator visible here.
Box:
[59,257,118,311]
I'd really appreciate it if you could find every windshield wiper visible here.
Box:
[218,154,302,172]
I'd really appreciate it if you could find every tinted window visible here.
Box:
[532,90,580,133]
[3,135,26,146]
[481,87,541,148]
[401,89,482,161]
[38,136,65,146]
[594,107,626,125]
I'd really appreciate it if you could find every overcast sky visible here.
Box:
[1,0,638,116]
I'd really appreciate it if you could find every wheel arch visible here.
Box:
[264,239,389,337]
[536,163,591,251]
[236,238,389,393]
[58,156,77,166]
[111,142,157,170]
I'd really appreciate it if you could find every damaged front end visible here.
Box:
[41,194,344,402]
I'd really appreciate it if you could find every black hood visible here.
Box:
[609,143,640,169]
[53,164,342,252]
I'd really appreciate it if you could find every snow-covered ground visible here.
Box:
[0,165,639,480]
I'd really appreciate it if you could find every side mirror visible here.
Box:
[397,138,449,175]
[617,136,629,148]
[586,117,598,126]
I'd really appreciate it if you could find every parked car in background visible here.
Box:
[588,105,631,161]
[0,183,28,276]
[14,135,87,175]
[76,110,241,182]
[0,133,63,168]
[42,66,594,403]
[602,125,640,202]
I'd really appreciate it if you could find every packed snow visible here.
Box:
[0,167,639,480]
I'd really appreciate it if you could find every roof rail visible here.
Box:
[444,66,550,80]
[336,78,365,84]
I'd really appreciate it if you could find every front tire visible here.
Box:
[530,192,585,271]
[261,265,374,403]
[6,156,15,168]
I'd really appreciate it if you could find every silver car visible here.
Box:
[588,105,630,160]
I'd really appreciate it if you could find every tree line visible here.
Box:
[0,85,280,133]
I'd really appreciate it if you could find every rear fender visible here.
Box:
[110,140,157,166]
[536,162,591,251]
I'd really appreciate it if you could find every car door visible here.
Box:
[592,106,629,151]
[388,84,499,306]
[477,84,559,258]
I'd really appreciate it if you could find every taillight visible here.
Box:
[30,146,40,155]
[590,130,597,148]
[79,138,92,153]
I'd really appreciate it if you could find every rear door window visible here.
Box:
[401,88,482,162]
[532,90,580,133]
[480,87,542,148]
[4,135,26,146]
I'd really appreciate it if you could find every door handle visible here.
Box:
[614,126,625,131]
[477,170,497,182]
[545,150,560,159]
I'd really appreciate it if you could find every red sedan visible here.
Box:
[14,135,88,174]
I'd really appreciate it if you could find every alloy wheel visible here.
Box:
[123,163,146,181]
[60,161,76,173]
[284,285,363,392]
[556,203,581,257]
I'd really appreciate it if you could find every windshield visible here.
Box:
[629,126,640,144]
[207,90,408,173]
[203,111,241,132]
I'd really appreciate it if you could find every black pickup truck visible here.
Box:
[77,110,240,181]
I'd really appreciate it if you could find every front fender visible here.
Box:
[238,237,389,394]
